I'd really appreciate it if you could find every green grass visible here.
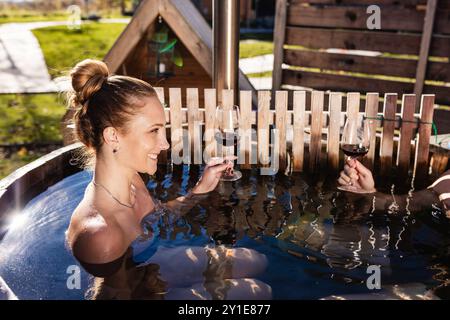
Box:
[0,93,67,144]
[32,23,127,78]
[246,71,272,78]
[0,93,67,179]
[240,40,273,59]
[0,9,125,24]
[0,10,68,24]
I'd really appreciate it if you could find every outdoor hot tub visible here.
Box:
[0,144,449,300]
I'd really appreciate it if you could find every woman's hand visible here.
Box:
[191,156,237,194]
[338,159,376,194]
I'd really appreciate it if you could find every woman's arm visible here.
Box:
[370,188,440,214]
[161,156,235,218]
[338,159,443,215]
[162,192,209,219]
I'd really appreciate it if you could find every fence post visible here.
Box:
[364,93,379,170]
[414,94,435,178]
[397,94,416,176]
[272,0,288,92]
[414,0,437,111]
[328,92,342,171]
[380,93,397,176]
[309,91,324,171]
[293,91,306,172]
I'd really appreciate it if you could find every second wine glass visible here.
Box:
[214,104,242,181]
[338,115,371,191]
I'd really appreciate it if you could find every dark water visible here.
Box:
[0,164,449,300]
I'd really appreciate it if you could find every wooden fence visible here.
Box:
[153,87,440,177]
[272,0,450,108]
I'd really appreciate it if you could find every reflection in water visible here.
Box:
[0,164,449,299]
[87,245,271,300]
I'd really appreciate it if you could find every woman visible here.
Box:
[65,59,270,299]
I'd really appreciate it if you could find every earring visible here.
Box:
[113,148,117,153]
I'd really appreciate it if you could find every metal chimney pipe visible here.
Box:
[213,0,240,105]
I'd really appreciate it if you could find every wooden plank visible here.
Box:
[258,91,271,167]
[379,93,398,176]
[222,89,235,110]
[289,0,450,9]
[222,89,235,158]
[414,95,435,177]
[275,91,288,172]
[290,0,429,5]
[272,0,288,91]
[239,91,253,169]
[327,92,342,171]
[286,5,448,33]
[204,88,217,160]
[169,88,184,164]
[104,0,159,73]
[154,87,165,105]
[346,92,360,124]
[283,69,410,94]
[414,0,438,109]
[292,91,306,172]
[187,88,201,165]
[285,26,450,57]
[282,69,450,106]
[364,93,379,170]
[287,5,450,35]
[284,49,450,82]
[153,87,168,163]
[309,91,325,171]
[397,94,416,176]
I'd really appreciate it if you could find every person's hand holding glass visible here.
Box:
[214,105,242,181]
[337,115,372,192]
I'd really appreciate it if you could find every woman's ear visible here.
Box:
[102,127,119,149]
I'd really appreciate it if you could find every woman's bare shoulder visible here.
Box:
[67,202,128,264]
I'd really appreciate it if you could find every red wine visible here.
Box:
[341,144,369,158]
[215,131,239,147]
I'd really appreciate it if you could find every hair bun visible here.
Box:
[70,59,109,105]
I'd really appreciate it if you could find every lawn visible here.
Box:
[0,93,67,179]
[240,40,274,59]
[0,9,124,24]
[0,93,67,144]
[0,10,68,24]
[32,23,127,78]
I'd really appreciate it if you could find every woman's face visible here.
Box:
[117,96,169,175]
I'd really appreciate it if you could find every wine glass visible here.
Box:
[214,104,242,181]
[338,115,371,191]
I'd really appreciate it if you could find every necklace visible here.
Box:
[92,180,136,209]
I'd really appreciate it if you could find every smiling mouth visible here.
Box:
[148,153,159,161]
